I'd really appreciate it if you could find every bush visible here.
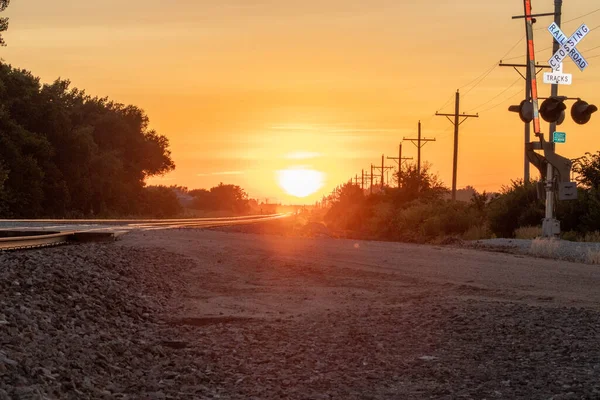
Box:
[515,225,541,239]
[487,181,544,238]
[385,200,483,243]
[561,231,579,242]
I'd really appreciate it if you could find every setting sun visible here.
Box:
[277,168,325,198]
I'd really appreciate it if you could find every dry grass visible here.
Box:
[582,231,600,243]
[462,225,492,241]
[529,238,561,258]
[588,249,600,265]
[515,225,542,240]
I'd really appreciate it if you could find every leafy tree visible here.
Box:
[210,183,249,213]
[189,183,250,214]
[392,162,448,204]
[324,183,367,231]
[573,151,600,190]
[0,63,176,217]
[0,0,10,47]
[140,186,182,218]
[470,189,489,212]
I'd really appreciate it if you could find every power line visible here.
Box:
[460,36,531,100]
[534,7,600,30]
[435,93,456,114]
[469,77,522,112]
[500,36,526,60]
[434,37,526,114]
[462,64,497,97]
[563,7,600,24]
[501,45,555,62]
[477,87,523,114]
[582,44,600,53]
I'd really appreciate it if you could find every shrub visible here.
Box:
[461,224,492,241]
[583,231,600,243]
[588,249,600,264]
[529,238,560,258]
[515,225,541,239]
[561,231,579,242]
[488,180,544,238]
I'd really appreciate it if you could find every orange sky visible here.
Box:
[3,0,600,204]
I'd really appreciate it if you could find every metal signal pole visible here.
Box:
[543,0,562,236]
[435,91,479,200]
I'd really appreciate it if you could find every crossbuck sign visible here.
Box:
[548,23,590,71]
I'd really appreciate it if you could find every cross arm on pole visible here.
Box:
[403,137,436,148]
[512,12,556,19]
[499,63,551,68]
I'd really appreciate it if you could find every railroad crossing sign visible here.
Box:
[548,23,590,71]
[543,62,572,85]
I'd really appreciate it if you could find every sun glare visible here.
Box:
[277,168,325,198]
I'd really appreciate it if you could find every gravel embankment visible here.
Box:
[0,243,223,399]
[2,232,600,399]
[468,238,600,264]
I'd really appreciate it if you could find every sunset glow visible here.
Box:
[3,1,599,203]
[277,168,325,198]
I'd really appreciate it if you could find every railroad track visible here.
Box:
[0,231,75,251]
[0,213,290,251]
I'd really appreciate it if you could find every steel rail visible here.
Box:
[0,231,75,251]
[0,213,292,250]
[0,213,287,226]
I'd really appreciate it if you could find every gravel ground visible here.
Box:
[2,231,600,399]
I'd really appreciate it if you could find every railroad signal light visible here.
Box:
[540,96,567,124]
[508,100,534,123]
[571,99,598,125]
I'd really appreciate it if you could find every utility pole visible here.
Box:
[387,143,413,187]
[500,38,551,183]
[361,169,365,190]
[435,91,479,201]
[403,121,436,185]
[372,155,394,190]
[381,154,384,189]
[370,164,374,194]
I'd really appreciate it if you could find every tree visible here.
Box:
[210,183,249,213]
[573,151,600,190]
[324,183,367,232]
[393,162,448,204]
[140,186,182,218]
[0,63,176,217]
[0,0,9,47]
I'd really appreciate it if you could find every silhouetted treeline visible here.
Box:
[324,155,600,242]
[188,183,251,214]
[0,63,175,217]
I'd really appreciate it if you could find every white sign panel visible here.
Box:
[548,23,590,71]
[543,71,572,85]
